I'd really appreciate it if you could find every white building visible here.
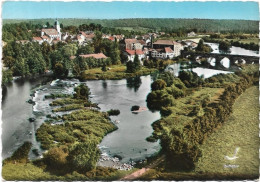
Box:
[41,19,62,41]
[125,50,145,63]
[151,47,175,59]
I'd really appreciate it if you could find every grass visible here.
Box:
[159,87,223,131]
[225,38,259,44]
[83,65,157,80]
[52,104,84,112]
[2,163,56,181]
[195,86,259,176]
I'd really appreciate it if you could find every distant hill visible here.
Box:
[3,18,259,33]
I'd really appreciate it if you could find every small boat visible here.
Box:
[114,120,120,124]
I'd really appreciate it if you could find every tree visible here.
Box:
[101,64,107,72]
[73,84,90,100]
[43,146,68,169]
[133,54,141,71]
[158,72,174,87]
[53,63,67,78]
[2,69,13,86]
[219,41,231,52]
[126,61,135,73]
[151,79,167,91]
[67,142,100,173]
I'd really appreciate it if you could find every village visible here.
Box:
[27,19,200,64]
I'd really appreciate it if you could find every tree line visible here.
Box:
[146,67,258,170]
[4,18,259,34]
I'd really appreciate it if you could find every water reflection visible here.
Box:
[102,80,108,89]
[126,77,142,92]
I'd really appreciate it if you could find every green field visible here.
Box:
[83,65,157,80]
[225,38,259,44]
[195,86,259,176]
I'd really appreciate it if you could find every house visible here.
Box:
[152,39,183,57]
[85,33,95,42]
[32,37,43,44]
[124,39,143,50]
[151,47,175,59]
[125,49,145,62]
[41,35,51,43]
[79,53,107,60]
[187,31,196,37]
[181,40,198,50]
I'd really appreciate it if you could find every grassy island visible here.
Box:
[2,84,136,181]
[81,65,157,80]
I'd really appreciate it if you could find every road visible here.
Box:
[120,154,165,181]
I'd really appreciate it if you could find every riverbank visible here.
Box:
[136,64,258,180]
[81,65,158,80]
[138,85,258,181]
[2,83,122,180]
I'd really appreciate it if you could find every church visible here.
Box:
[41,19,62,41]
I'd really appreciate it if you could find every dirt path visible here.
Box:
[120,155,165,181]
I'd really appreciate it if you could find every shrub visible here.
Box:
[107,109,120,116]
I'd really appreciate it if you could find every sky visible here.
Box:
[2,1,259,20]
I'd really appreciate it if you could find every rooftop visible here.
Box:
[153,39,180,45]
[79,53,107,59]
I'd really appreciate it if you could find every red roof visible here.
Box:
[41,35,50,40]
[79,53,107,59]
[165,47,174,53]
[33,37,42,41]
[125,39,139,44]
[153,39,180,46]
[126,49,144,55]
[42,28,59,36]
[80,31,87,37]
[85,34,95,39]
[109,36,115,41]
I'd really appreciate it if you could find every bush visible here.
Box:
[4,142,32,164]
[151,79,167,91]
[107,109,120,116]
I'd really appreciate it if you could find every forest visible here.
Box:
[3,18,259,34]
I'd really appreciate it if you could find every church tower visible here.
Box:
[54,19,61,34]
[54,19,61,40]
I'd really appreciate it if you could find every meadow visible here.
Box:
[195,86,259,176]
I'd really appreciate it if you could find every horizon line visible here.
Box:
[3,17,259,21]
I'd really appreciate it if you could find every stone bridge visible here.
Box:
[182,52,259,65]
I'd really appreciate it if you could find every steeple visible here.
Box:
[54,19,60,34]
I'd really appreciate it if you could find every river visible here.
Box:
[205,42,259,57]
[2,45,255,163]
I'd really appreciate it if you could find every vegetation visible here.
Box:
[4,18,258,34]
[107,109,120,116]
[196,39,212,53]
[82,65,157,80]
[2,84,123,180]
[202,36,259,51]
[140,85,259,180]
[195,86,259,176]
[126,55,141,73]
[219,41,231,52]
[3,142,32,164]
[146,65,258,172]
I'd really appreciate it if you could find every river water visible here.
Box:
[86,76,161,163]
[1,75,161,163]
[205,42,259,57]
[2,42,257,163]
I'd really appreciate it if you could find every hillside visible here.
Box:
[3,18,259,33]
